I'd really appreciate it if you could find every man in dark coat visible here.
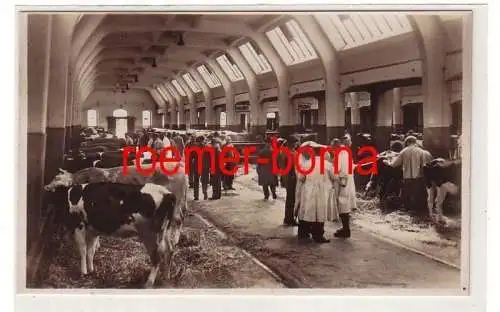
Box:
[222,136,237,191]
[210,138,222,200]
[191,135,211,200]
[283,139,299,226]
[257,138,278,200]
[185,135,195,188]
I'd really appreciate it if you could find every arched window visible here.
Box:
[161,114,165,128]
[113,109,128,118]
[142,110,152,128]
[220,111,227,128]
[87,109,97,127]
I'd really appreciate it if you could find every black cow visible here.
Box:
[423,158,461,223]
[93,150,137,168]
[62,151,102,173]
[364,153,403,203]
[46,182,181,288]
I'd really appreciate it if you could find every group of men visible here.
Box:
[186,132,237,201]
[125,126,451,241]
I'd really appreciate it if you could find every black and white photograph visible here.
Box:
[18,7,477,296]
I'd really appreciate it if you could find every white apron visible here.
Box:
[335,149,357,214]
[294,156,337,223]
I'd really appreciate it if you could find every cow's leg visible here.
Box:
[427,186,436,220]
[139,228,162,288]
[144,234,170,288]
[86,233,99,274]
[144,249,162,288]
[74,225,88,276]
[435,185,448,224]
[165,222,182,279]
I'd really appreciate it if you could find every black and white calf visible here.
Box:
[48,182,181,288]
[423,158,461,223]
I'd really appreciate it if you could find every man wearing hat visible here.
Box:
[191,135,211,200]
[384,135,432,216]
[209,137,223,200]
[257,137,278,200]
[222,136,236,191]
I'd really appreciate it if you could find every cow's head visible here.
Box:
[44,168,74,192]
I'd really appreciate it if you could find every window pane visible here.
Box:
[165,84,178,98]
[172,80,187,96]
[156,86,170,101]
[182,73,201,93]
[216,54,244,82]
[239,42,272,75]
[318,13,413,51]
[266,29,293,65]
[266,20,318,66]
[197,64,221,89]
[286,19,316,58]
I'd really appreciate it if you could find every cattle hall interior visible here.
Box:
[23,11,468,290]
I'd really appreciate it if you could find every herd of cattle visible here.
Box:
[45,131,188,288]
[41,128,462,287]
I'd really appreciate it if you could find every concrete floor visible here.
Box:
[191,178,461,289]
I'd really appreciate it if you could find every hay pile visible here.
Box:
[37,216,249,289]
[355,196,461,242]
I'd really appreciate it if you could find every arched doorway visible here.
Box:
[112,109,128,138]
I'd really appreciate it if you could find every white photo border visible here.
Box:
[7,1,490,312]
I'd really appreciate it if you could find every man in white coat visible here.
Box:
[294,142,337,243]
[333,135,357,238]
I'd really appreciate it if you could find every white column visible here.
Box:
[350,92,360,127]
[392,88,403,131]
[26,14,52,253]
[159,85,177,128]
[413,15,450,156]
[296,15,344,142]
[227,46,261,134]
[164,83,184,129]
[175,76,196,129]
[189,67,213,129]
[206,58,235,130]
[45,14,73,184]
[251,32,292,134]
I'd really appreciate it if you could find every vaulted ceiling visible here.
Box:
[71,13,464,106]
[74,14,280,93]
